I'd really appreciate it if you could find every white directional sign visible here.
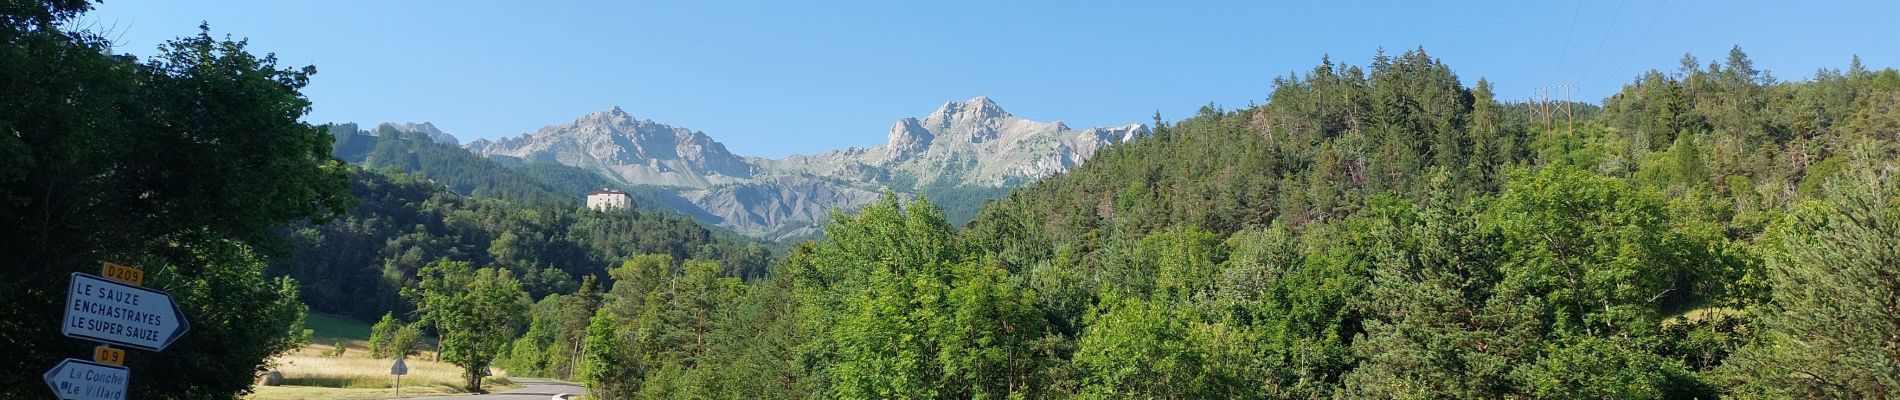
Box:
[63,272,190,351]
[44,358,129,400]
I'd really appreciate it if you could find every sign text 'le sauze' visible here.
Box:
[62,272,189,351]
[47,263,192,400]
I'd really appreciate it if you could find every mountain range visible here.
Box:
[363,97,1144,240]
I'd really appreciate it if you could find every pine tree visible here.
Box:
[1727,159,1900,397]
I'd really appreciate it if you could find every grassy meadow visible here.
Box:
[305,312,374,341]
[245,314,516,399]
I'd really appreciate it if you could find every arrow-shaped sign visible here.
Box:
[62,272,190,351]
[44,358,129,400]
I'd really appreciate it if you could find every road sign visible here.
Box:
[392,357,409,397]
[62,272,190,351]
[44,358,129,400]
[92,346,125,366]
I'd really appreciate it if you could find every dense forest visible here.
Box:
[489,48,1900,399]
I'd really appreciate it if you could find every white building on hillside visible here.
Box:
[587,188,631,211]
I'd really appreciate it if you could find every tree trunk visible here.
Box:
[466,366,485,393]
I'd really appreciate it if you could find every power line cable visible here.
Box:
[1554,0,1585,77]
[1577,0,1629,85]
[1611,0,1670,82]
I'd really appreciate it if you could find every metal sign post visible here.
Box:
[391,357,409,397]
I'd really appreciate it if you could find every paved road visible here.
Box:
[409,378,585,400]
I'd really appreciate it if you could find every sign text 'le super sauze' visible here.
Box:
[46,263,191,400]
[62,268,189,351]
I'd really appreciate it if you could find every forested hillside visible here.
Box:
[334,124,630,205]
[518,48,1900,399]
[270,137,773,321]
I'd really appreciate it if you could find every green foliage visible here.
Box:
[365,312,423,359]
[0,0,91,31]
[409,260,531,392]
[1075,296,1236,399]
[582,307,638,399]
[1724,156,1900,398]
[337,125,620,206]
[628,260,742,389]
[1795,154,1846,198]
[1487,166,1687,337]
[928,48,1885,399]
[0,5,350,397]
[501,276,598,380]
[370,312,400,358]
[413,47,1898,399]
[271,166,772,321]
[137,241,321,398]
[391,324,423,360]
[578,253,782,400]
[775,196,1051,399]
[1514,338,1681,400]
[1341,192,1511,399]
[7,19,1876,397]
[304,312,373,341]
[66,0,1900,396]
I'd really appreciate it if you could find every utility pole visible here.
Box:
[1561,83,1577,138]
[1528,94,1539,132]
[1539,86,1552,137]
[1531,84,1581,139]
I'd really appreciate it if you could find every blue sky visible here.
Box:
[82,1,1900,158]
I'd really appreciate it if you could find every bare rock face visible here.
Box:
[466,107,755,188]
[770,96,1149,189]
[468,97,1143,239]
[884,118,934,163]
[924,95,1010,142]
[657,175,895,241]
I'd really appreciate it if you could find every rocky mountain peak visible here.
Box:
[572,106,635,129]
[465,106,754,188]
[924,96,1011,127]
[884,117,935,162]
[461,98,1142,240]
[376,121,458,145]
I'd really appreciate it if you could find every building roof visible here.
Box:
[589,188,629,196]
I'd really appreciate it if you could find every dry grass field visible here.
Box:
[244,314,516,399]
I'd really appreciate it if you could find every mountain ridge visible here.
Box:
[457,96,1144,240]
[466,106,757,188]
